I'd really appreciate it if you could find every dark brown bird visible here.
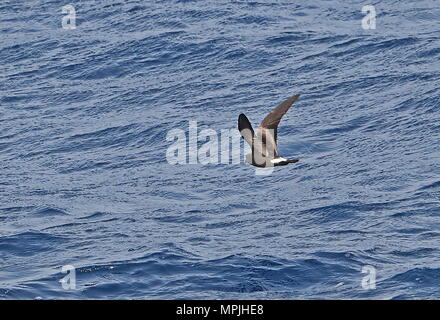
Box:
[238,94,300,167]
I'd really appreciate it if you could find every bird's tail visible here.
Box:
[286,159,299,163]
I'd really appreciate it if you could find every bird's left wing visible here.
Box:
[238,113,255,147]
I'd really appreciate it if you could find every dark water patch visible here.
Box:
[390,248,437,257]
[57,160,112,174]
[266,32,312,46]
[0,232,67,257]
[330,37,418,59]
[78,212,108,220]
[301,202,363,224]
[155,215,205,224]
[389,267,440,287]
[330,37,362,49]
[418,180,440,190]
[253,232,281,239]
[318,115,370,136]
[187,236,211,243]
[0,206,35,214]
[32,207,68,217]
[328,229,368,235]
[396,227,430,234]
[391,207,436,218]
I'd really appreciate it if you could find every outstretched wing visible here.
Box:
[238,113,267,162]
[257,94,300,156]
[260,94,300,139]
[238,113,254,147]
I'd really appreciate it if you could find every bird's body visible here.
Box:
[238,94,300,168]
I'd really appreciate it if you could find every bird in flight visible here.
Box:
[238,94,300,168]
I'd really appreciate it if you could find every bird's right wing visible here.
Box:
[258,94,300,157]
[260,94,300,131]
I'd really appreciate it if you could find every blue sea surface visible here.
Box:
[1,0,440,299]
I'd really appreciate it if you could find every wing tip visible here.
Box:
[238,113,254,135]
[238,113,246,129]
[291,94,301,101]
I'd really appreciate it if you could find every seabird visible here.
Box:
[238,94,300,168]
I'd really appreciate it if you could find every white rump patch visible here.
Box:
[270,157,287,164]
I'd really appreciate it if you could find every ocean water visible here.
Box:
[1,0,440,299]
